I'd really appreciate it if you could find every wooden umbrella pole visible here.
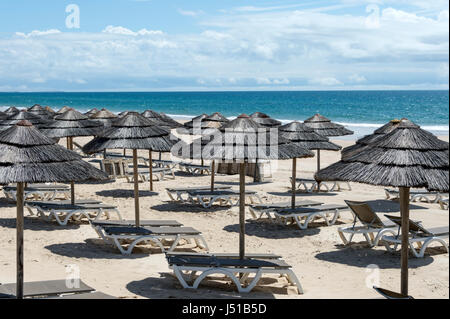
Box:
[16,182,24,299]
[69,137,75,205]
[149,150,153,192]
[159,152,162,161]
[400,187,410,297]
[239,162,246,260]
[316,150,321,191]
[123,149,126,156]
[133,149,140,227]
[210,161,215,192]
[291,158,297,209]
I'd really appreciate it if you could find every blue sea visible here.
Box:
[0,91,448,139]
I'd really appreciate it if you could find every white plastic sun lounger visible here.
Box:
[439,199,449,210]
[290,177,352,193]
[95,226,209,255]
[3,184,70,201]
[125,167,175,183]
[384,188,445,203]
[338,200,398,247]
[382,215,449,258]
[187,190,262,208]
[166,185,232,202]
[273,204,349,229]
[0,279,95,299]
[25,202,122,226]
[166,254,303,294]
[248,200,323,220]
[179,162,211,175]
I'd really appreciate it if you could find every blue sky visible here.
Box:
[0,0,448,91]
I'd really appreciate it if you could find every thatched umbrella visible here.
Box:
[0,110,51,132]
[44,106,56,114]
[39,109,104,204]
[342,119,405,160]
[159,112,183,128]
[0,120,108,299]
[199,114,313,258]
[0,111,8,120]
[250,112,282,128]
[4,107,20,115]
[56,106,72,115]
[84,108,100,118]
[82,112,178,225]
[279,121,341,205]
[315,120,449,297]
[91,108,118,127]
[27,104,53,119]
[303,114,353,188]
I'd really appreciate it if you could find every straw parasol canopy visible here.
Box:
[44,106,56,114]
[342,119,405,160]
[192,114,314,259]
[141,109,174,128]
[178,112,229,136]
[315,119,449,297]
[303,114,353,137]
[39,109,104,204]
[0,120,108,299]
[84,108,100,117]
[40,109,103,139]
[27,104,53,119]
[82,112,179,224]
[90,108,118,127]
[159,112,183,128]
[4,107,20,115]
[279,121,341,203]
[56,106,72,114]
[0,110,9,120]
[0,110,51,132]
[250,112,282,127]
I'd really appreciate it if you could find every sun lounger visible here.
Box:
[166,254,303,294]
[147,159,180,170]
[273,204,349,229]
[46,291,117,299]
[166,185,232,201]
[187,190,262,208]
[0,279,94,298]
[439,199,449,210]
[3,183,70,201]
[373,286,414,299]
[290,177,352,193]
[384,188,445,203]
[382,215,449,258]
[94,226,209,255]
[125,167,175,182]
[166,252,282,259]
[338,200,398,246]
[25,202,122,226]
[179,162,211,175]
[248,200,323,219]
[73,141,99,158]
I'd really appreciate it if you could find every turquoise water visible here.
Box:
[0,90,448,138]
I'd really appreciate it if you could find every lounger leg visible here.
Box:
[284,269,304,294]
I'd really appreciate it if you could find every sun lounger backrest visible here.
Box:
[384,215,432,235]
[345,200,384,228]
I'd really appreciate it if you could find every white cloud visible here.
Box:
[102,25,164,36]
[178,9,204,17]
[15,29,61,38]
[309,77,343,86]
[348,74,367,83]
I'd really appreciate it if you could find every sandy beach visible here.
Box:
[0,135,448,299]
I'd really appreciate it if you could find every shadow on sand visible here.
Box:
[126,275,281,299]
[223,220,321,239]
[151,202,232,214]
[96,189,158,198]
[315,246,436,269]
[0,217,80,231]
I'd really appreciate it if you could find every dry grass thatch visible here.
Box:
[279,121,342,151]
[56,106,72,114]
[315,120,449,192]
[304,114,354,137]
[0,121,109,184]
[159,112,183,128]
[342,119,404,160]
[4,107,20,115]
[250,112,282,127]
[82,112,178,153]
[173,114,314,161]
[39,109,104,138]
[85,108,100,117]
[0,111,51,132]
